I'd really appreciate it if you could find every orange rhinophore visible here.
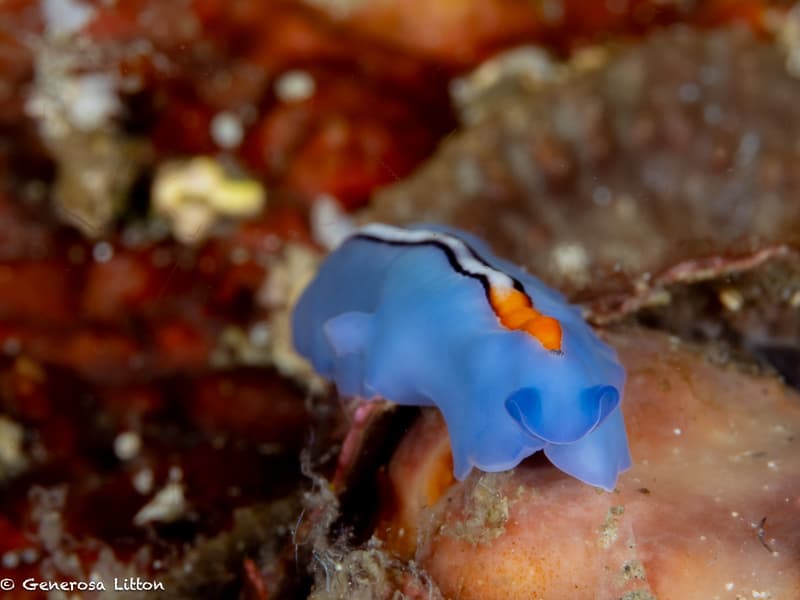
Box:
[489,287,562,352]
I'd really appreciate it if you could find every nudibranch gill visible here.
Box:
[292,223,631,491]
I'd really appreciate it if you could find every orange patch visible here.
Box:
[489,287,562,352]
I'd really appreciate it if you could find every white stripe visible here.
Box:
[357,223,515,290]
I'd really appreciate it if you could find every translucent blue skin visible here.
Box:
[292,225,632,491]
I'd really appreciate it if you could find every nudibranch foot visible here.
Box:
[543,407,631,491]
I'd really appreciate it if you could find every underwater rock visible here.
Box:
[367,27,800,317]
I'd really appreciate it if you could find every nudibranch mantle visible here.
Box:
[292,223,631,491]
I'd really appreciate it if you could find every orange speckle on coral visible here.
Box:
[490,287,562,352]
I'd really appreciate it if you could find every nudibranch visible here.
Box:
[292,224,631,491]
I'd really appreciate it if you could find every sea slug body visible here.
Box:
[292,224,631,491]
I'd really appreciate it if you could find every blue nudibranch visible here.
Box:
[292,224,631,490]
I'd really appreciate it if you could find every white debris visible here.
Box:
[113,431,141,461]
[27,1,118,136]
[42,0,95,38]
[29,486,68,554]
[1,552,19,569]
[25,57,121,139]
[210,111,244,149]
[310,194,355,250]
[550,242,590,285]
[719,288,744,312]
[132,468,154,495]
[213,325,272,367]
[249,321,271,347]
[152,157,266,244]
[68,73,121,131]
[134,481,187,526]
[92,240,114,263]
[275,69,316,102]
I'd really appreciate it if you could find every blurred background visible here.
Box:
[0,1,799,598]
